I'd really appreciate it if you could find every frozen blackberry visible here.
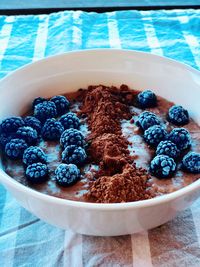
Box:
[51,95,70,115]
[0,132,17,149]
[25,162,48,183]
[41,118,64,141]
[150,155,176,178]
[156,140,180,159]
[55,163,80,187]
[5,138,28,159]
[182,152,200,173]
[16,126,38,145]
[32,97,46,110]
[144,125,167,147]
[137,111,161,131]
[1,116,24,133]
[168,128,191,151]
[23,146,47,166]
[59,112,80,130]
[24,116,42,134]
[62,145,87,165]
[60,129,85,148]
[137,89,157,108]
[167,105,189,126]
[34,101,57,123]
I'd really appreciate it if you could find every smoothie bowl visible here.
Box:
[0,49,199,236]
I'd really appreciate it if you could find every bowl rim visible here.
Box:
[0,48,200,211]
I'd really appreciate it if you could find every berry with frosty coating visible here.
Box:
[137,111,161,131]
[34,101,57,122]
[156,140,180,159]
[0,133,17,149]
[25,162,48,183]
[60,112,80,130]
[144,125,167,147]
[137,89,157,108]
[24,116,42,134]
[41,118,64,141]
[23,146,47,166]
[1,116,24,133]
[5,138,28,159]
[55,163,80,186]
[62,145,87,165]
[168,105,189,126]
[182,152,200,173]
[150,155,176,178]
[16,126,38,145]
[168,128,191,151]
[60,129,85,148]
[32,97,46,110]
[51,95,70,115]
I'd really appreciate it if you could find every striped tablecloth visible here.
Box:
[0,9,200,267]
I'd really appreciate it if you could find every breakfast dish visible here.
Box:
[1,85,200,203]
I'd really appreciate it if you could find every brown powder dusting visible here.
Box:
[89,164,151,203]
[79,85,151,203]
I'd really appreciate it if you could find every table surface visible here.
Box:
[0,8,200,267]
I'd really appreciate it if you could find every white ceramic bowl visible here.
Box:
[0,49,200,236]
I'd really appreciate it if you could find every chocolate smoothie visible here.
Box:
[2,85,200,203]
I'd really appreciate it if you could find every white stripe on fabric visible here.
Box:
[72,11,83,50]
[63,230,83,267]
[33,15,49,61]
[0,17,15,67]
[191,200,200,246]
[176,14,200,68]
[0,193,21,267]
[140,11,163,56]
[131,231,153,267]
[107,12,121,49]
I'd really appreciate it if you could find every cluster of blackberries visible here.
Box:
[136,90,200,178]
[0,94,87,186]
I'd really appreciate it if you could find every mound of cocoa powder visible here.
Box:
[79,85,152,203]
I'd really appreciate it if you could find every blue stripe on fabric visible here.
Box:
[116,11,151,52]
[1,16,40,72]
[147,10,197,68]
[45,11,73,56]
[80,12,110,49]
[13,208,64,267]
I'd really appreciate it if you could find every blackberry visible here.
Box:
[41,118,64,141]
[60,129,85,148]
[168,105,189,126]
[0,132,17,149]
[5,138,28,159]
[137,111,161,131]
[150,155,176,178]
[137,89,157,108]
[59,112,80,130]
[16,126,38,145]
[62,145,87,165]
[32,97,46,110]
[23,146,47,166]
[156,140,180,159]
[182,152,200,173]
[55,163,80,187]
[1,116,24,133]
[144,125,167,147]
[34,101,57,123]
[25,162,48,183]
[51,95,70,115]
[168,128,191,151]
[24,116,42,134]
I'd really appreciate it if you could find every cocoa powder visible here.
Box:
[79,85,151,203]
